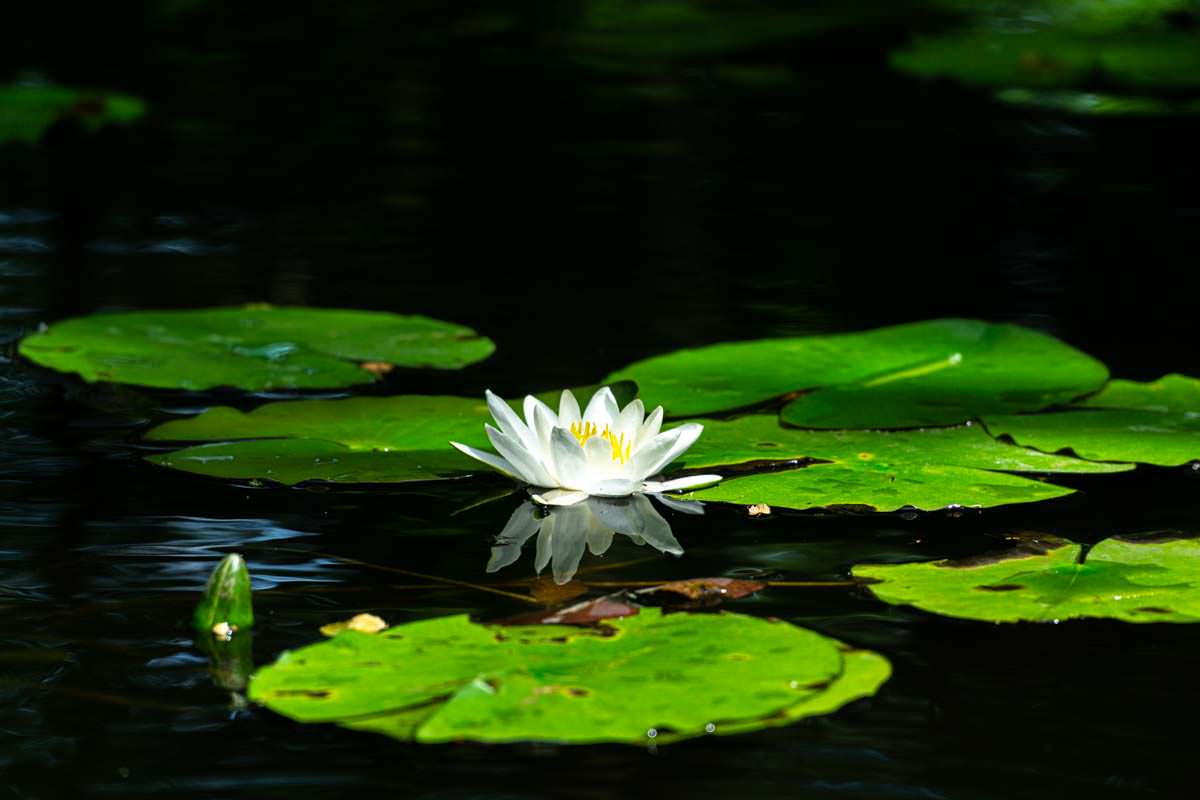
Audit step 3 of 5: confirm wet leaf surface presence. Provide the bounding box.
[854,534,1200,623]
[19,305,495,390]
[673,416,1131,512]
[608,319,1106,424]
[249,609,889,745]
[985,374,1200,467]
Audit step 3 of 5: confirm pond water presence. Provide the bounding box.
[3,2,1200,798]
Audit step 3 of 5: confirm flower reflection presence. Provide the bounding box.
[487,494,703,585]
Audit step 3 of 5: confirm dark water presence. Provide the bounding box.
[3,2,1200,798]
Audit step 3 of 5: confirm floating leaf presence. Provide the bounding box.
[0,84,145,145]
[1080,373,1200,413]
[248,609,889,745]
[607,319,1107,424]
[985,374,1200,467]
[145,385,637,486]
[18,305,495,390]
[854,534,1200,623]
[673,416,1131,512]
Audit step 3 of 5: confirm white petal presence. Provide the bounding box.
[582,434,613,467]
[631,423,703,479]
[526,400,559,481]
[486,390,541,459]
[585,477,640,497]
[449,441,520,480]
[637,405,664,447]
[531,488,590,506]
[583,386,619,428]
[558,389,581,428]
[487,424,554,486]
[549,427,589,489]
[614,398,645,440]
[643,474,722,494]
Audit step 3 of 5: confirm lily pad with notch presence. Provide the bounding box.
[984,374,1200,467]
[607,319,1107,425]
[670,415,1132,512]
[853,533,1200,623]
[18,305,495,391]
[248,608,890,745]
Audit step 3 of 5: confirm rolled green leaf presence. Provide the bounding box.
[194,553,254,633]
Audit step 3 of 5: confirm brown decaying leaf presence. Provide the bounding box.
[498,595,640,626]
[644,577,767,601]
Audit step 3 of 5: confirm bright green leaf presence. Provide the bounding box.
[248,608,889,745]
[673,416,1131,512]
[608,319,1107,423]
[985,374,1200,466]
[19,305,495,390]
[854,534,1200,623]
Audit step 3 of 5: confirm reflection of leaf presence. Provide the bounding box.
[248,609,889,745]
[853,535,1200,623]
[891,30,1200,91]
[570,0,893,65]
[673,416,1131,512]
[996,88,1200,116]
[0,84,144,145]
[985,374,1200,466]
[608,319,1107,424]
[19,305,495,390]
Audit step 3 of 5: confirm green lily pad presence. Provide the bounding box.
[672,415,1131,512]
[1080,373,1200,412]
[0,84,145,145]
[891,30,1200,91]
[985,374,1200,467]
[18,305,495,390]
[145,384,638,485]
[607,319,1107,424]
[248,608,890,745]
[853,534,1200,623]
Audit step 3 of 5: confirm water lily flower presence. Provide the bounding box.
[450,387,721,506]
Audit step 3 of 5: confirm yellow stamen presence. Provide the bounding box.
[569,421,632,464]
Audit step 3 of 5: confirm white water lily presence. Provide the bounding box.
[450,387,721,506]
